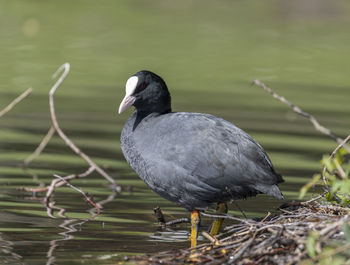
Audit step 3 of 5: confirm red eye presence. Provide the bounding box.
[140,83,146,89]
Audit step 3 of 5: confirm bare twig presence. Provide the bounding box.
[201,212,253,225]
[23,125,56,166]
[260,212,271,223]
[17,64,123,219]
[227,232,257,264]
[89,191,117,216]
[252,79,350,153]
[202,231,217,244]
[23,63,121,196]
[301,193,326,204]
[22,186,49,193]
[53,174,101,217]
[49,63,118,187]
[44,166,95,202]
[0,87,32,117]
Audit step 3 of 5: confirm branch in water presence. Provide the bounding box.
[252,79,350,153]
[0,87,32,117]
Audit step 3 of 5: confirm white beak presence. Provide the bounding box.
[118,76,139,114]
[118,95,136,114]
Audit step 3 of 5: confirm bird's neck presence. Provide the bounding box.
[136,107,172,117]
[132,110,170,131]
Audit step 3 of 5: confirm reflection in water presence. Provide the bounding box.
[0,232,23,264]
[46,219,87,265]
[149,228,204,243]
[46,201,67,218]
[45,191,118,265]
[89,192,118,216]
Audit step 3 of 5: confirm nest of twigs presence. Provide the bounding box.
[134,198,349,265]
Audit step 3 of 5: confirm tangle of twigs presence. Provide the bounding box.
[135,201,350,265]
[21,63,121,217]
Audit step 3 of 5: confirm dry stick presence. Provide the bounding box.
[45,166,95,203]
[227,231,257,264]
[49,63,119,188]
[260,211,271,223]
[23,166,95,193]
[301,193,326,204]
[53,174,101,217]
[89,191,117,216]
[24,125,56,166]
[0,87,32,117]
[23,64,118,195]
[201,211,253,225]
[252,79,350,153]
[23,186,49,193]
[202,231,217,244]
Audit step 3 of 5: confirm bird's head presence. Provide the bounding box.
[118,70,171,115]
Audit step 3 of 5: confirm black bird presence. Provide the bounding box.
[118,70,284,247]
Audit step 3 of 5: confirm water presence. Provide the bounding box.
[1,0,350,264]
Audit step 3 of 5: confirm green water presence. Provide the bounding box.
[1,0,350,264]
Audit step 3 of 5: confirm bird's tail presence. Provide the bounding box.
[255,184,284,200]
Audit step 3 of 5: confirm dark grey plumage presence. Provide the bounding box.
[119,70,284,211]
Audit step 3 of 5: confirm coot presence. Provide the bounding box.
[118,70,284,247]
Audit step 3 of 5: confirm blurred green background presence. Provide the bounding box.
[0,0,349,264]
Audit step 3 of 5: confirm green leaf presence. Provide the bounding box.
[334,153,344,166]
[321,156,334,171]
[339,147,348,157]
[331,180,343,193]
[306,231,319,258]
[320,256,346,265]
[343,221,350,243]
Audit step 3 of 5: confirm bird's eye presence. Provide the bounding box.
[140,83,146,90]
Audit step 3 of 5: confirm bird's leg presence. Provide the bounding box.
[209,202,228,236]
[190,210,200,248]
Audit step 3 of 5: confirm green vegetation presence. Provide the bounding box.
[300,139,350,205]
[299,137,350,264]
[302,222,350,265]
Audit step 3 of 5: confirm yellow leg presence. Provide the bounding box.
[209,202,228,236]
[190,210,200,248]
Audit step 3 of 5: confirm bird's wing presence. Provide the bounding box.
[137,113,281,192]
